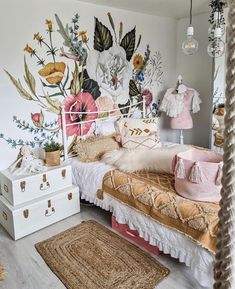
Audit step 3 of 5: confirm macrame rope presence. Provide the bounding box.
[214,1,235,288]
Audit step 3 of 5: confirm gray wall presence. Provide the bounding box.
[174,13,213,148]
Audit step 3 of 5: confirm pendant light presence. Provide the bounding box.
[208,11,225,39]
[182,0,199,56]
[207,0,226,58]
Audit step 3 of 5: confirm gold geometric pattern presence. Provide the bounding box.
[102,170,219,254]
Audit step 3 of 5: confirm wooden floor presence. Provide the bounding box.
[0,205,210,289]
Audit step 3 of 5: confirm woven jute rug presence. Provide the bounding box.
[36,220,169,289]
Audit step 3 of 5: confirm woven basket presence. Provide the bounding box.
[45,150,61,167]
[174,149,223,202]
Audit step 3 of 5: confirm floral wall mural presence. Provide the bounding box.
[1,12,163,151]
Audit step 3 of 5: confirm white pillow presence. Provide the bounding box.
[121,133,161,149]
[115,117,159,137]
[95,118,116,136]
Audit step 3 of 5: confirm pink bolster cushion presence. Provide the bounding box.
[173,149,223,203]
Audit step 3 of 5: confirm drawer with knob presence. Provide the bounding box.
[0,164,72,206]
[0,185,80,240]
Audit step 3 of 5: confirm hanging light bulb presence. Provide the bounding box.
[207,27,225,58]
[208,12,225,39]
[182,0,199,56]
[182,26,199,55]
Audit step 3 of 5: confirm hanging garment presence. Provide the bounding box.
[160,88,201,118]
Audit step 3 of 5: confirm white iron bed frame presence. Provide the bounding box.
[61,97,146,160]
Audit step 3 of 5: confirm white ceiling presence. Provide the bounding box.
[77,0,211,19]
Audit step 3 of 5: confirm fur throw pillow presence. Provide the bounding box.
[102,145,189,174]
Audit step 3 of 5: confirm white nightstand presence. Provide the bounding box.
[0,163,80,240]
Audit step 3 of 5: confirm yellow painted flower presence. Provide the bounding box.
[38,62,66,84]
[79,31,89,43]
[133,54,143,70]
[24,44,34,54]
[33,32,42,41]
[46,19,53,32]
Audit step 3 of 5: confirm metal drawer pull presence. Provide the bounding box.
[61,169,66,179]
[40,174,50,191]
[40,182,50,190]
[45,207,55,217]
[4,184,8,193]
[2,211,7,221]
[20,181,26,192]
[23,209,29,219]
[68,193,73,200]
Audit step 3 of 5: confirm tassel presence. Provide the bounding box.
[215,163,223,186]
[189,162,203,184]
[174,158,186,179]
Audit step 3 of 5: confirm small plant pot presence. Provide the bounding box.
[45,150,61,167]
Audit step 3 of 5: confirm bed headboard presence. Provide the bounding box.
[61,96,147,160]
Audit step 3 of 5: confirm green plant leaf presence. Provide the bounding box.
[94,17,113,52]
[62,67,70,89]
[40,80,58,88]
[70,62,80,95]
[44,93,61,114]
[55,14,71,48]
[5,70,33,100]
[136,34,142,51]
[118,99,130,116]
[120,27,136,61]
[129,79,140,97]
[47,92,64,97]
[24,57,36,95]
[44,140,61,152]
[119,22,123,43]
[81,69,101,100]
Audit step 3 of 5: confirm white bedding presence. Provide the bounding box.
[71,158,214,288]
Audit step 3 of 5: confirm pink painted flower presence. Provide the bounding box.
[95,96,121,117]
[60,47,80,62]
[31,110,44,128]
[60,92,98,136]
[142,89,153,107]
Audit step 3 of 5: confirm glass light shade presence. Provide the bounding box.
[182,26,199,55]
[207,27,225,58]
[207,38,225,58]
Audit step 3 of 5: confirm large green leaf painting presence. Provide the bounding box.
[94,17,113,52]
[120,27,136,61]
[129,79,140,97]
[118,99,130,116]
[81,69,101,100]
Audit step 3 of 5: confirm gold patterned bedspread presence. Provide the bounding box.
[102,170,219,254]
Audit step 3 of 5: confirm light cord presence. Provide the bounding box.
[190,0,193,25]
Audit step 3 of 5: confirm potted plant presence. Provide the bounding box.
[44,141,61,167]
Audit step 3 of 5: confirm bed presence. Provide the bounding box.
[61,99,216,288]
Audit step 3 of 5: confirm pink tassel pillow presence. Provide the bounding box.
[173,149,223,203]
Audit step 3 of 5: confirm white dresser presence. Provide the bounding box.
[0,163,80,240]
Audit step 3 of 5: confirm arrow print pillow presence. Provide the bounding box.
[115,117,159,137]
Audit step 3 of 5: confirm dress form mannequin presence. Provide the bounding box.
[160,76,201,144]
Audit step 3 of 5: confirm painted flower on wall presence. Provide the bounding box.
[1,11,163,152]
[31,111,44,128]
[60,92,98,136]
[87,46,132,105]
[38,62,66,84]
[95,95,121,117]
[142,89,153,106]
[133,54,143,70]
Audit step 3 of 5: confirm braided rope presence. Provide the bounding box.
[214,1,235,288]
